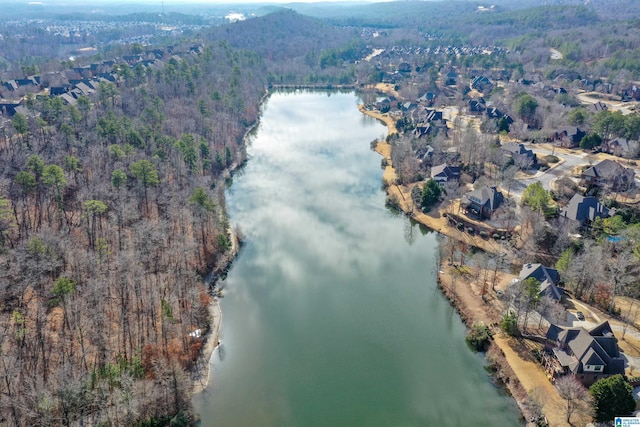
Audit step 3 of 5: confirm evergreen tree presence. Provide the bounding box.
[421,179,442,211]
[590,374,635,422]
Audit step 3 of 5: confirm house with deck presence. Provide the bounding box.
[581,159,635,192]
[463,186,503,219]
[430,163,460,187]
[560,194,612,226]
[545,321,625,386]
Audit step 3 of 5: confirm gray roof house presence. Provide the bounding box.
[470,76,493,93]
[463,186,503,219]
[501,142,537,168]
[581,159,635,192]
[560,194,611,226]
[518,263,562,301]
[430,163,460,187]
[545,321,625,386]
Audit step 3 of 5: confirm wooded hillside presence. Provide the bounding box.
[0,41,266,425]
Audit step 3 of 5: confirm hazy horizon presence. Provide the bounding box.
[6,0,390,4]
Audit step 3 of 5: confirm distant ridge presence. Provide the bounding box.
[206,9,354,61]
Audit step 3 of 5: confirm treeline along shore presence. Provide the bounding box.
[3,0,640,424]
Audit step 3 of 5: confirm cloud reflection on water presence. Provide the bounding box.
[230,91,392,285]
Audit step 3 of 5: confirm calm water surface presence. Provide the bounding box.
[194,91,522,427]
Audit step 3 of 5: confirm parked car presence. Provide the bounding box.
[576,311,585,320]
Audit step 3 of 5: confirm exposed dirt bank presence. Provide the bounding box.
[358,101,584,426]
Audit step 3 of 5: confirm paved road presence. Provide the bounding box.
[577,92,639,115]
[508,144,590,201]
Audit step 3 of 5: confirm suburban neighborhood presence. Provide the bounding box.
[2,1,640,424]
[360,51,640,425]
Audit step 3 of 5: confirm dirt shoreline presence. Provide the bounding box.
[192,298,222,394]
[359,104,579,426]
[191,220,243,396]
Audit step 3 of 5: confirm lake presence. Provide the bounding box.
[194,90,522,427]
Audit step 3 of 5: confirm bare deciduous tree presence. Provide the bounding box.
[555,375,593,425]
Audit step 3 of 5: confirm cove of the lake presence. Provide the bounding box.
[193,90,522,427]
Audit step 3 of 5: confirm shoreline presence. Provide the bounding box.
[358,102,574,425]
[192,298,222,394]
[191,124,250,396]
[436,269,532,423]
[359,104,510,256]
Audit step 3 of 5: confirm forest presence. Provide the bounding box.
[0,40,271,427]
[2,0,640,424]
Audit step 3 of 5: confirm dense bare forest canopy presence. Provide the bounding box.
[3,0,640,424]
[0,39,269,427]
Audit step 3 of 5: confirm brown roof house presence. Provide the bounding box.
[463,186,503,219]
[581,159,635,192]
[545,321,625,386]
[602,137,638,158]
[560,194,612,226]
[552,127,586,148]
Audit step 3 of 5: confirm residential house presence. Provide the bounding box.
[0,102,20,116]
[501,142,537,168]
[382,71,403,84]
[3,80,18,91]
[468,98,486,115]
[413,124,433,138]
[490,69,510,81]
[400,102,417,112]
[470,76,493,93]
[601,137,638,158]
[463,186,504,219]
[545,321,625,386]
[486,107,511,123]
[96,72,117,83]
[445,70,458,86]
[426,110,443,123]
[49,86,71,96]
[416,145,434,161]
[430,163,460,187]
[552,127,586,148]
[412,108,446,138]
[397,62,412,73]
[74,82,95,96]
[560,194,612,226]
[590,101,608,113]
[581,159,635,192]
[375,98,392,112]
[516,263,563,301]
[517,78,534,86]
[418,92,436,106]
[13,105,39,119]
[59,93,77,106]
[123,54,143,66]
[71,66,93,79]
[15,78,39,88]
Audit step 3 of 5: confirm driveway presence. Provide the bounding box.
[508,144,589,201]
